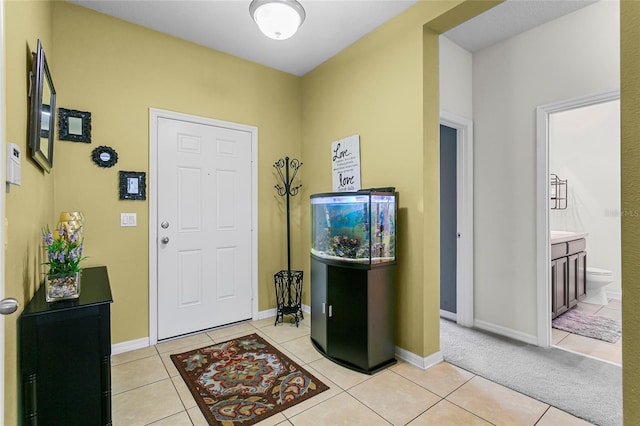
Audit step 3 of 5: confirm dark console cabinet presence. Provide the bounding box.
[19,266,113,426]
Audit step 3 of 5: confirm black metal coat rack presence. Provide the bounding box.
[273,156,304,327]
[274,156,302,272]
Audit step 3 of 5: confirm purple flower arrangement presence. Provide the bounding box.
[42,224,86,276]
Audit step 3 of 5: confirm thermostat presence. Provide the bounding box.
[6,143,21,186]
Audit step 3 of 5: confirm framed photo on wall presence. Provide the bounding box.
[119,171,146,201]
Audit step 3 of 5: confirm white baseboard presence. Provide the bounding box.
[440,309,457,321]
[263,305,444,371]
[395,346,443,370]
[257,308,277,320]
[113,333,445,373]
[474,319,538,345]
[257,304,310,320]
[112,337,150,355]
[607,290,622,300]
[114,305,312,356]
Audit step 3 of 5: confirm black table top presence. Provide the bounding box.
[21,266,113,317]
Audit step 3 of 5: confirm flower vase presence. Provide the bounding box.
[45,271,81,302]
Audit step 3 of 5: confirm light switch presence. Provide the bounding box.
[120,213,137,227]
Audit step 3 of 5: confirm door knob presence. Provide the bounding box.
[161,237,170,244]
[161,221,169,229]
[0,298,19,315]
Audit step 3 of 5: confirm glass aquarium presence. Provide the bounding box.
[311,190,397,265]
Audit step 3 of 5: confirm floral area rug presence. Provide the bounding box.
[170,333,329,425]
[552,309,621,343]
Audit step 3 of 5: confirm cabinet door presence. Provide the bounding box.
[568,252,587,307]
[577,251,587,301]
[568,254,578,308]
[310,257,328,352]
[552,257,569,317]
[22,307,103,426]
[551,259,558,318]
[327,266,368,370]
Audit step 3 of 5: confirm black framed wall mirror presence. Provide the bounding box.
[29,39,56,173]
[59,108,91,143]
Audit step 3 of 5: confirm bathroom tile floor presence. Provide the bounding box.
[112,316,593,425]
[552,299,622,365]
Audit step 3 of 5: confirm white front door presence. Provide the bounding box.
[157,117,252,340]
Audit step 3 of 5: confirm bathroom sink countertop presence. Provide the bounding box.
[550,230,588,244]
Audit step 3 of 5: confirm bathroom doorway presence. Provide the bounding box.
[536,91,621,364]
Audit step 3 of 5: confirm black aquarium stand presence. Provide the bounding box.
[19,266,113,426]
[310,255,397,374]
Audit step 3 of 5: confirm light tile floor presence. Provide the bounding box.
[112,316,594,425]
[553,299,622,365]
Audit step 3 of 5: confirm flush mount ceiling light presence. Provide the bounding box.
[249,0,306,40]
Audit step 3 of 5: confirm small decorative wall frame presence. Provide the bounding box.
[119,171,146,201]
[91,146,118,168]
[58,108,91,143]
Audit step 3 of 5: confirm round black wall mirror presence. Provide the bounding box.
[91,146,118,168]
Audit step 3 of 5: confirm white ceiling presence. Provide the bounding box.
[69,0,598,77]
[444,0,597,52]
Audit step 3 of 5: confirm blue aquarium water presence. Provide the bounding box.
[311,192,396,264]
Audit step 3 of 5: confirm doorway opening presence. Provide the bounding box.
[439,112,474,327]
[440,124,457,320]
[536,91,621,365]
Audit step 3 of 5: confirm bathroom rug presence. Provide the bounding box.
[552,309,621,343]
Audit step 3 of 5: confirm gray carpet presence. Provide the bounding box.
[440,319,622,426]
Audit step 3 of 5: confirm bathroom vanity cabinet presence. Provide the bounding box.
[551,238,587,318]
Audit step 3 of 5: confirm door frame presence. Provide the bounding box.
[440,111,474,327]
[535,89,620,347]
[0,0,6,418]
[148,108,258,345]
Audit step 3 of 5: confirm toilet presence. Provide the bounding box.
[584,267,614,305]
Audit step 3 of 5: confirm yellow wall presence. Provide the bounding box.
[50,2,302,343]
[300,10,427,355]
[299,1,496,357]
[621,0,640,422]
[6,0,640,424]
[4,1,57,424]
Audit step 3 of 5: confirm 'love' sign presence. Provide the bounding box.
[331,135,361,192]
